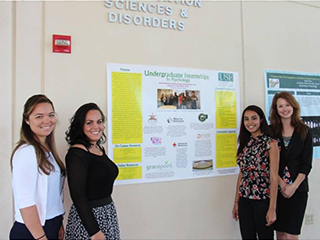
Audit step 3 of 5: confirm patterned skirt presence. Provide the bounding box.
[65,202,120,240]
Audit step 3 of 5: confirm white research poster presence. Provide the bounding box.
[265,69,320,159]
[107,63,240,185]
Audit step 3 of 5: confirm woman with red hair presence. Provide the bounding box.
[269,92,313,240]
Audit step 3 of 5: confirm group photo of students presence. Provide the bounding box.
[8,91,313,240]
[157,89,201,110]
[1,1,319,240]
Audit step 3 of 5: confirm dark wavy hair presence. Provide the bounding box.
[269,91,308,140]
[11,94,66,176]
[237,105,272,155]
[65,103,106,150]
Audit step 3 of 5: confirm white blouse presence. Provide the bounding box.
[12,144,65,225]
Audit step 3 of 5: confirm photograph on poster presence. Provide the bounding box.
[192,160,213,171]
[268,78,280,88]
[157,89,201,109]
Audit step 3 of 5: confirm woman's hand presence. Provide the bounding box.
[232,202,239,221]
[281,184,296,198]
[91,231,106,240]
[266,209,276,226]
[278,178,286,191]
[58,224,64,240]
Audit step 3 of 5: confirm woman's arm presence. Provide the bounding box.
[232,172,242,221]
[66,147,105,239]
[281,173,305,198]
[282,129,313,198]
[299,129,313,176]
[12,146,47,239]
[20,206,47,240]
[278,176,286,190]
[266,140,279,226]
[91,231,106,240]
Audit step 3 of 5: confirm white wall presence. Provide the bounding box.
[0,1,319,239]
[0,1,14,236]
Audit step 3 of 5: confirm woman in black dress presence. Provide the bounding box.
[65,103,120,240]
[269,92,313,239]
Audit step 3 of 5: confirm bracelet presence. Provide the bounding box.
[36,233,46,240]
[235,200,239,203]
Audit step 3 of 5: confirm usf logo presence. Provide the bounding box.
[218,72,233,82]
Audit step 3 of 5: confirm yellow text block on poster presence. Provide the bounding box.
[216,133,237,168]
[112,72,142,144]
[117,166,142,180]
[216,91,237,129]
[114,147,142,163]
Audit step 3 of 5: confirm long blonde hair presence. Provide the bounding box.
[10,94,66,175]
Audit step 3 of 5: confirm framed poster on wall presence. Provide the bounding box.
[107,63,241,185]
[265,69,320,159]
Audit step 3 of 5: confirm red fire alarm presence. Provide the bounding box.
[53,34,71,54]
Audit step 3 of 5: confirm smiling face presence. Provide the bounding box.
[26,102,56,143]
[276,98,294,120]
[243,110,262,137]
[83,110,104,144]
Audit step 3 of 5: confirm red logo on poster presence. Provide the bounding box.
[52,34,71,54]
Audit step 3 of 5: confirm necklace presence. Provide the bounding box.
[89,144,103,156]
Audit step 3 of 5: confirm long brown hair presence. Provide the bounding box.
[269,92,308,140]
[10,94,66,175]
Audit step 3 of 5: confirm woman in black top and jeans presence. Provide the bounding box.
[65,103,120,240]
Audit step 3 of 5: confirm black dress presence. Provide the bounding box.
[65,147,120,240]
[275,129,313,235]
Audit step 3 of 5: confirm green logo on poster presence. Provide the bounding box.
[198,113,208,122]
[218,72,233,82]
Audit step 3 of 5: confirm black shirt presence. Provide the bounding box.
[277,128,313,192]
[66,147,119,236]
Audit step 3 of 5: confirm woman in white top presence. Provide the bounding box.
[9,94,66,240]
